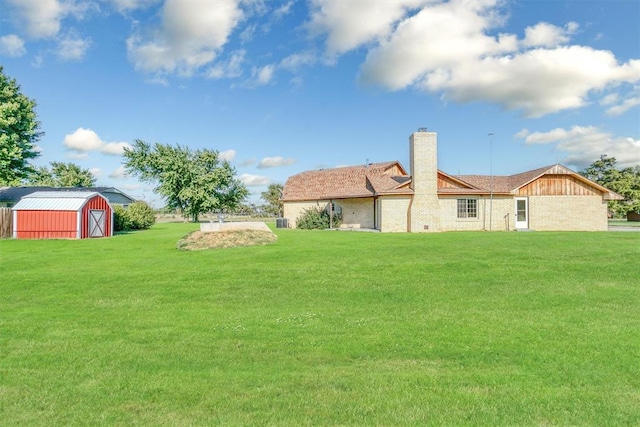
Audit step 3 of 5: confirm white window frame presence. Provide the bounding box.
[457,198,478,219]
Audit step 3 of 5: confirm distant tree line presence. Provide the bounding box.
[580,155,640,218]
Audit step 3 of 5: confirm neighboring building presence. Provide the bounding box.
[282,130,623,232]
[12,191,113,239]
[0,186,136,208]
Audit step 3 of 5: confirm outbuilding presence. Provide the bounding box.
[12,191,113,239]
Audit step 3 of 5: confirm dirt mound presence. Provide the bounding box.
[177,229,278,250]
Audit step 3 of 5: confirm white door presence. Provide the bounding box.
[89,210,106,237]
[515,198,528,229]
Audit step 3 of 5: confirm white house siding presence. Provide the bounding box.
[378,196,411,232]
[338,198,375,229]
[528,195,608,231]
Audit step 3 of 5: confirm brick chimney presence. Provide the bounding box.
[409,129,440,232]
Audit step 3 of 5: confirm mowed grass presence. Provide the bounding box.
[1,224,639,426]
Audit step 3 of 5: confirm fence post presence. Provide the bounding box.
[0,208,12,238]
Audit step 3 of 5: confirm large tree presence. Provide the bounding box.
[261,183,283,217]
[0,66,43,185]
[580,155,640,218]
[123,140,248,222]
[28,161,96,187]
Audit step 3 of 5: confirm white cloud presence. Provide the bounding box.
[257,156,296,168]
[600,93,619,106]
[273,1,295,19]
[253,64,275,85]
[606,97,640,116]
[63,128,132,156]
[7,0,65,38]
[56,34,92,60]
[308,0,430,56]
[89,167,101,177]
[359,0,516,90]
[240,173,271,186]
[219,149,236,161]
[513,128,530,139]
[280,51,318,71]
[0,34,26,57]
[109,0,160,13]
[522,22,577,48]
[420,46,639,117]
[206,50,245,79]
[309,0,640,117]
[109,166,127,179]
[126,0,244,75]
[516,126,640,169]
[102,142,132,155]
[64,128,104,151]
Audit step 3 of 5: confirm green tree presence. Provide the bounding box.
[123,140,248,222]
[28,161,96,187]
[261,183,283,217]
[580,155,640,218]
[0,66,43,185]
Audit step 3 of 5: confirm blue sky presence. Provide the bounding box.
[1,0,638,206]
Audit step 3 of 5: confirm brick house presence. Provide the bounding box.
[282,129,623,232]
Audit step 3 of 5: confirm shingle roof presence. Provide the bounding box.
[454,165,554,193]
[283,162,624,201]
[453,164,623,199]
[282,161,411,201]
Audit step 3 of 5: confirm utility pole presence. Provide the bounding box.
[488,132,494,231]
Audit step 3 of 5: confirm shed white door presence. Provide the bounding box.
[89,210,106,237]
[515,198,528,229]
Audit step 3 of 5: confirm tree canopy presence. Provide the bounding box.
[123,140,248,222]
[0,66,43,185]
[261,183,283,217]
[28,161,96,187]
[580,155,640,218]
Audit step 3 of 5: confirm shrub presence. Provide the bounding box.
[113,204,132,232]
[297,205,342,230]
[126,201,156,230]
[113,201,156,231]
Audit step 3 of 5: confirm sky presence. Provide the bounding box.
[1,0,639,207]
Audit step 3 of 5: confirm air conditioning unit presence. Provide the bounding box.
[276,218,288,228]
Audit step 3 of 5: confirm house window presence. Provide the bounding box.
[457,199,478,218]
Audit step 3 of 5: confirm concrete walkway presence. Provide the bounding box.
[608,226,640,232]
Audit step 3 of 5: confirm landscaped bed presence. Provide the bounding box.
[1,224,639,425]
[177,228,278,250]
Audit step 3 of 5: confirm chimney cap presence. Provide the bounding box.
[418,127,428,132]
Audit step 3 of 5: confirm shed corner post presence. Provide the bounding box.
[77,211,82,239]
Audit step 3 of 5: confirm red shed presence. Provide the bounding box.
[12,191,113,239]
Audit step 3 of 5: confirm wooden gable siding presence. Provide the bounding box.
[385,164,404,176]
[517,174,600,196]
[438,174,470,189]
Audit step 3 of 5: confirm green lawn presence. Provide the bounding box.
[1,225,639,425]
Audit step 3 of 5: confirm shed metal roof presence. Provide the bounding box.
[12,191,101,211]
[0,186,136,204]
